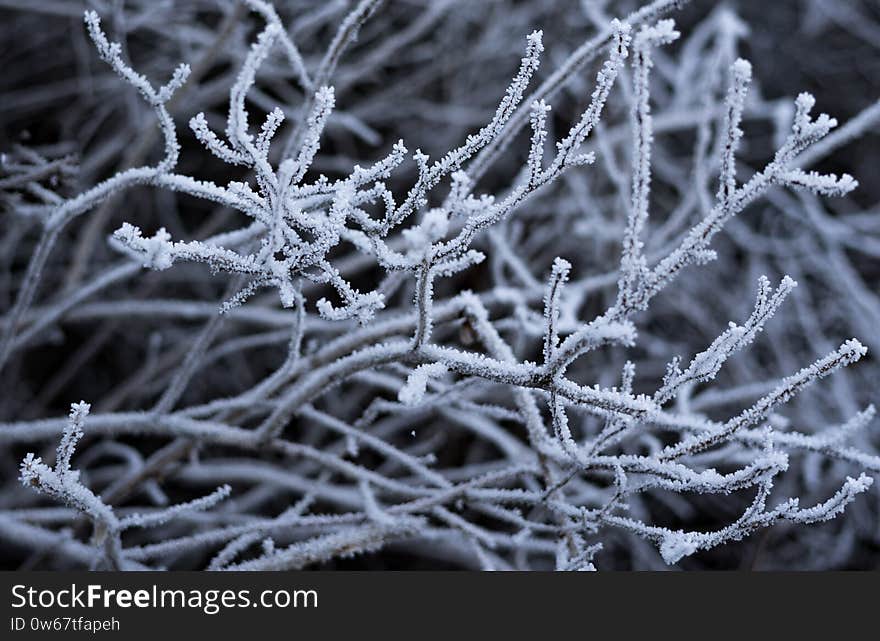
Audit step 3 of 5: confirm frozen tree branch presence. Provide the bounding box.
[0,1,877,571]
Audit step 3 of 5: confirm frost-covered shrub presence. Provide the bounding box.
[1,0,879,570]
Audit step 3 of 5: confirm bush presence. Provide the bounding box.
[1,0,879,570]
